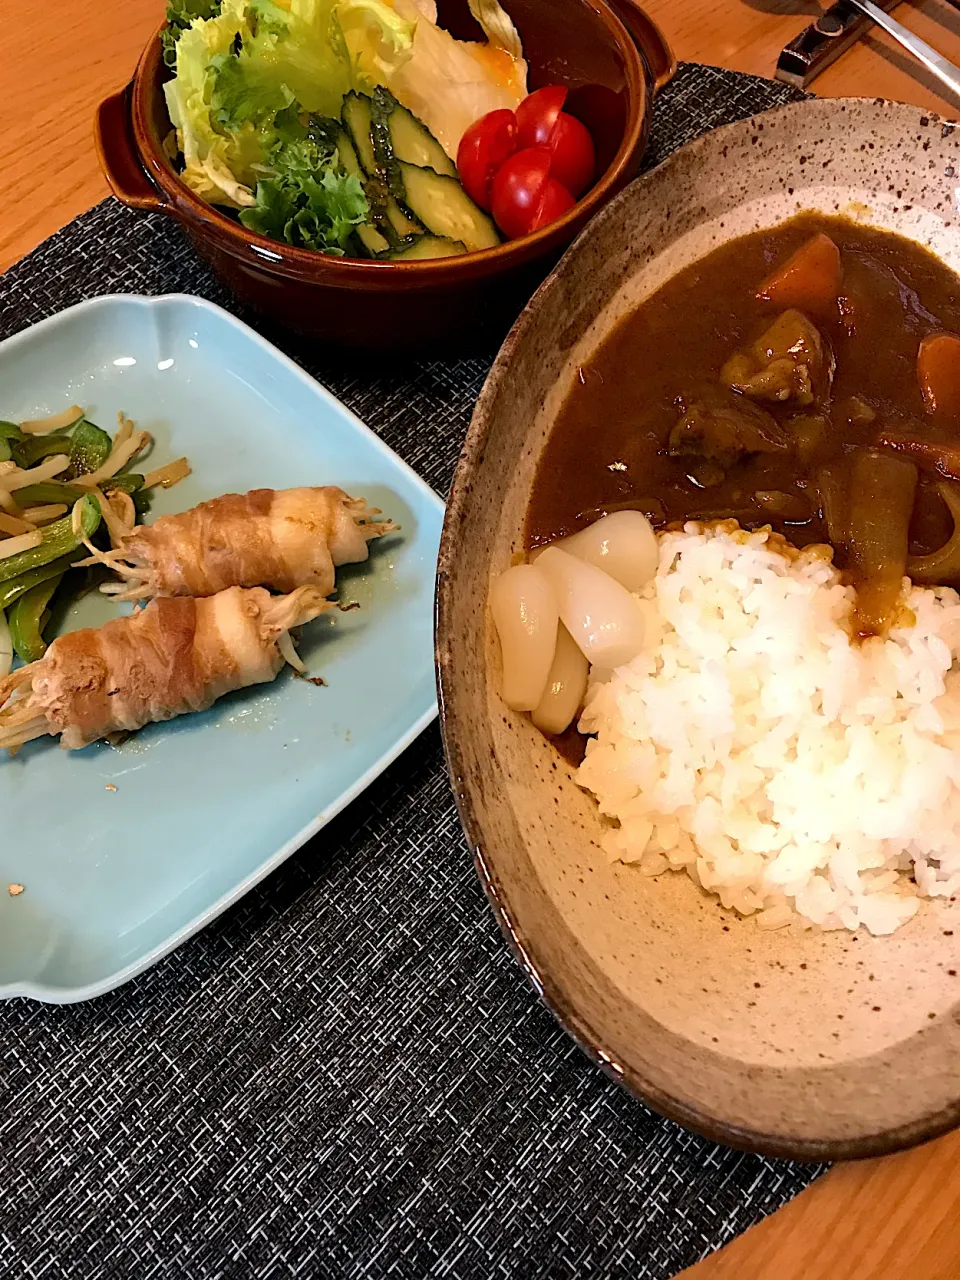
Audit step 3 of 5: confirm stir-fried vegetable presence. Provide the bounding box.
[0,405,191,680]
[11,434,73,469]
[141,459,188,490]
[18,406,85,436]
[0,531,42,560]
[69,420,113,476]
[0,554,85,613]
[0,610,10,681]
[0,497,101,585]
[0,512,34,537]
[13,480,86,507]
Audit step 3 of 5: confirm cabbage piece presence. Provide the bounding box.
[467,0,523,58]
[330,0,417,89]
[334,0,527,159]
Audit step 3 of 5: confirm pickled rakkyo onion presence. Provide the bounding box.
[536,545,645,670]
[531,623,588,735]
[489,563,558,711]
[553,510,658,594]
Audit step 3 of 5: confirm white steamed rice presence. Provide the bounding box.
[577,522,960,935]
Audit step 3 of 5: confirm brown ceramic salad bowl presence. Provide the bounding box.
[436,97,960,1160]
[95,0,674,351]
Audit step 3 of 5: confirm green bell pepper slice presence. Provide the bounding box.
[0,494,100,586]
[11,434,73,469]
[69,420,112,477]
[0,554,84,612]
[8,574,63,663]
[12,475,143,511]
[11,481,85,507]
[102,473,144,494]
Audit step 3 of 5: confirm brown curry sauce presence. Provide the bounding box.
[527,214,960,571]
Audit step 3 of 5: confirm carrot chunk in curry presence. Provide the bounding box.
[756,231,842,317]
[917,331,960,422]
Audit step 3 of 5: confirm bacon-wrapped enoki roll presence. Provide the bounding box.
[90,487,393,601]
[0,585,330,751]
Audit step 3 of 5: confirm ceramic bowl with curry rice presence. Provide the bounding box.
[437,97,960,1157]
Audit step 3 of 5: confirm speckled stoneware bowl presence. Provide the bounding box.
[437,97,960,1160]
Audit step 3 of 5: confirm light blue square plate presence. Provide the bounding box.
[0,295,444,1003]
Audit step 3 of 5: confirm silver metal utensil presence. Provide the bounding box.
[847,0,960,99]
[777,0,960,101]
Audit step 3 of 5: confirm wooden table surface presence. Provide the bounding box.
[4,1,960,1276]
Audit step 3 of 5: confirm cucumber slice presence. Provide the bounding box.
[335,129,364,181]
[370,87,407,203]
[337,123,393,255]
[389,235,468,261]
[397,163,499,252]
[356,223,391,256]
[387,101,457,177]
[341,92,377,175]
[384,197,423,240]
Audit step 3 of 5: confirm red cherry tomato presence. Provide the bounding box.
[456,109,518,211]
[491,147,552,239]
[528,177,576,231]
[547,112,595,198]
[515,85,568,149]
[491,148,578,238]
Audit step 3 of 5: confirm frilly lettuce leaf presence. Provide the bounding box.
[228,0,352,118]
[162,0,224,69]
[239,125,368,252]
[163,0,359,206]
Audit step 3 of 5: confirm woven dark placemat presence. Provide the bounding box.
[0,64,823,1280]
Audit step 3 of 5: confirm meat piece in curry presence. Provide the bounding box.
[526,213,960,635]
[721,308,834,406]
